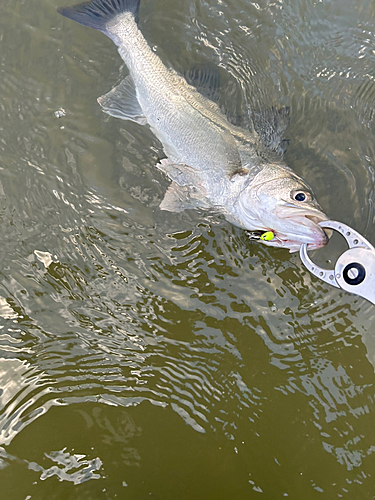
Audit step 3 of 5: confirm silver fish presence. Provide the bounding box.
[57,0,329,252]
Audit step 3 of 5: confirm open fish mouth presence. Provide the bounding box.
[247,209,331,252]
[270,228,329,252]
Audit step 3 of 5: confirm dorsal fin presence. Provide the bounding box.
[248,107,290,157]
[184,65,221,103]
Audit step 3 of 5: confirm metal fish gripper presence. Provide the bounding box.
[300,220,375,305]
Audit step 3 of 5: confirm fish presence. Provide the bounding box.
[57,0,329,252]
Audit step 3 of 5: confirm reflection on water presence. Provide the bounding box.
[1,0,375,498]
[0,445,103,484]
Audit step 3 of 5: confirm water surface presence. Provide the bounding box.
[1,0,375,498]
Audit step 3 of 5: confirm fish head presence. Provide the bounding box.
[237,165,329,252]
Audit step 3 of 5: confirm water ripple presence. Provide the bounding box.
[1,0,375,496]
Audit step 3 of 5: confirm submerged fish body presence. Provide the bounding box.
[58,0,329,252]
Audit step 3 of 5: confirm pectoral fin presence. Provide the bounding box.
[156,158,203,186]
[160,182,210,212]
[97,75,147,125]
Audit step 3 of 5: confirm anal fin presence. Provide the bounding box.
[97,75,147,125]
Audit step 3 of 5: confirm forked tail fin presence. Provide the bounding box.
[57,0,140,39]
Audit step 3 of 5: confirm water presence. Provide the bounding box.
[1,0,375,498]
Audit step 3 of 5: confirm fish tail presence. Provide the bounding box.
[57,0,141,38]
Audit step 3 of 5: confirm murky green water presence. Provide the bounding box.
[1,0,375,498]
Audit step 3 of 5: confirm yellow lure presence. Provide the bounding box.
[260,231,274,241]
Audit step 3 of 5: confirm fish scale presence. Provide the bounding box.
[108,15,242,178]
[57,0,330,252]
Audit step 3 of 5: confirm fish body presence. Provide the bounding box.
[58,0,329,252]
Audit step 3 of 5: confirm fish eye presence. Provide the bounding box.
[295,192,306,201]
[292,190,311,202]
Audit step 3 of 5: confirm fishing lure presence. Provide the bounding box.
[260,231,274,241]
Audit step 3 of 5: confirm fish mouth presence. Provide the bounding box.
[248,207,331,252]
[278,210,330,252]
